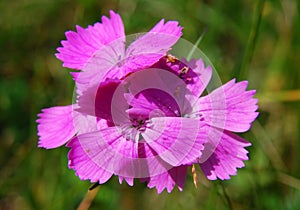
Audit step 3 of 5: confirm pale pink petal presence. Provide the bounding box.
[142,117,207,166]
[200,129,251,180]
[122,20,182,74]
[118,177,134,186]
[56,10,125,70]
[73,110,101,134]
[146,165,188,193]
[67,137,113,183]
[184,58,212,99]
[75,43,125,95]
[36,105,76,149]
[71,127,175,179]
[194,79,259,132]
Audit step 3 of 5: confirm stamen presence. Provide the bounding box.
[192,164,198,188]
[179,66,189,78]
[165,54,178,63]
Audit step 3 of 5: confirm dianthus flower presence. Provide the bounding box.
[37,11,258,193]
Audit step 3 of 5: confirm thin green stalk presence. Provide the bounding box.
[220,183,234,210]
[238,0,265,80]
[186,27,208,61]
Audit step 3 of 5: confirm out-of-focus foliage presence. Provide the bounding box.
[0,0,299,209]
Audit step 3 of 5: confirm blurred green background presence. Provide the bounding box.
[1,0,300,209]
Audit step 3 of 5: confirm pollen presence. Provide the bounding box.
[166,54,178,63]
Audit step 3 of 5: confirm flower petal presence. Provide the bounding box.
[146,165,188,193]
[199,128,251,180]
[149,57,212,113]
[77,79,120,119]
[67,137,113,183]
[184,58,212,99]
[75,42,125,95]
[127,89,181,117]
[36,105,76,149]
[142,117,207,166]
[56,10,125,70]
[118,176,134,186]
[76,78,131,127]
[123,20,183,73]
[71,127,176,179]
[73,110,101,134]
[124,68,192,116]
[74,19,183,94]
[194,79,259,132]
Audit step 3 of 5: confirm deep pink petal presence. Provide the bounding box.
[36,105,76,149]
[76,78,131,127]
[199,128,251,180]
[146,165,188,193]
[156,57,212,99]
[148,57,211,114]
[124,68,192,116]
[77,79,120,120]
[194,79,259,132]
[142,117,207,166]
[127,89,181,117]
[56,10,125,70]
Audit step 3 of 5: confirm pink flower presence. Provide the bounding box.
[37,11,258,193]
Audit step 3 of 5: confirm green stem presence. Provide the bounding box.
[186,27,208,61]
[238,0,265,80]
[220,183,234,210]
